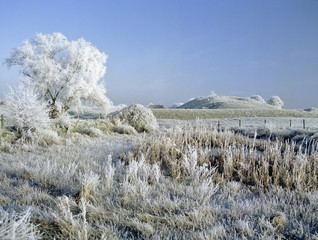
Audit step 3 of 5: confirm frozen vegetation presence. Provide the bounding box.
[4,33,112,118]
[1,104,318,239]
[1,83,318,240]
[1,33,318,239]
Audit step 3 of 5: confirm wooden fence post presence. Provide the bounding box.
[290,119,292,128]
[239,119,241,128]
[1,114,3,130]
[303,119,306,129]
[217,120,221,131]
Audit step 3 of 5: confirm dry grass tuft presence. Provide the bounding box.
[271,213,287,232]
[77,172,100,202]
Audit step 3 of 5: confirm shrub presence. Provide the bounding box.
[268,96,284,109]
[5,82,50,135]
[108,104,159,133]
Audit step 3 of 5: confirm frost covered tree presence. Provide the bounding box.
[5,82,50,134]
[268,96,284,109]
[5,33,112,118]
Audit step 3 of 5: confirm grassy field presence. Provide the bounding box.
[1,105,318,239]
[1,122,318,239]
[152,108,318,120]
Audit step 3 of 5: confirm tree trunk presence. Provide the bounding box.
[49,103,59,119]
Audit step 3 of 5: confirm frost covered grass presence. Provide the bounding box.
[125,122,318,191]
[0,208,41,239]
[0,121,318,239]
[152,108,318,120]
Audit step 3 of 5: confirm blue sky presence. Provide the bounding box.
[0,0,317,108]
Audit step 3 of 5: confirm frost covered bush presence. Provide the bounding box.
[5,83,50,134]
[268,96,284,109]
[5,32,112,118]
[251,95,266,103]
[109,104,159,133]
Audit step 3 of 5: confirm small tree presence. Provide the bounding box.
[5,33,112,118]
[268,96,284,109]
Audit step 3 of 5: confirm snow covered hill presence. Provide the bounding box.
[179,96,277,110]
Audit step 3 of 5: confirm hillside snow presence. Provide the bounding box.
[179,96,277,110]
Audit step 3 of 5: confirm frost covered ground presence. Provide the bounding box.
[153,108,318,120]
[1,105,318,239]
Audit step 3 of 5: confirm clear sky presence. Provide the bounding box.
[0,0,317,109]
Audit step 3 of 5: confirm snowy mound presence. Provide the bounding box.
[108,104,159,133]
[179,96,277,110]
